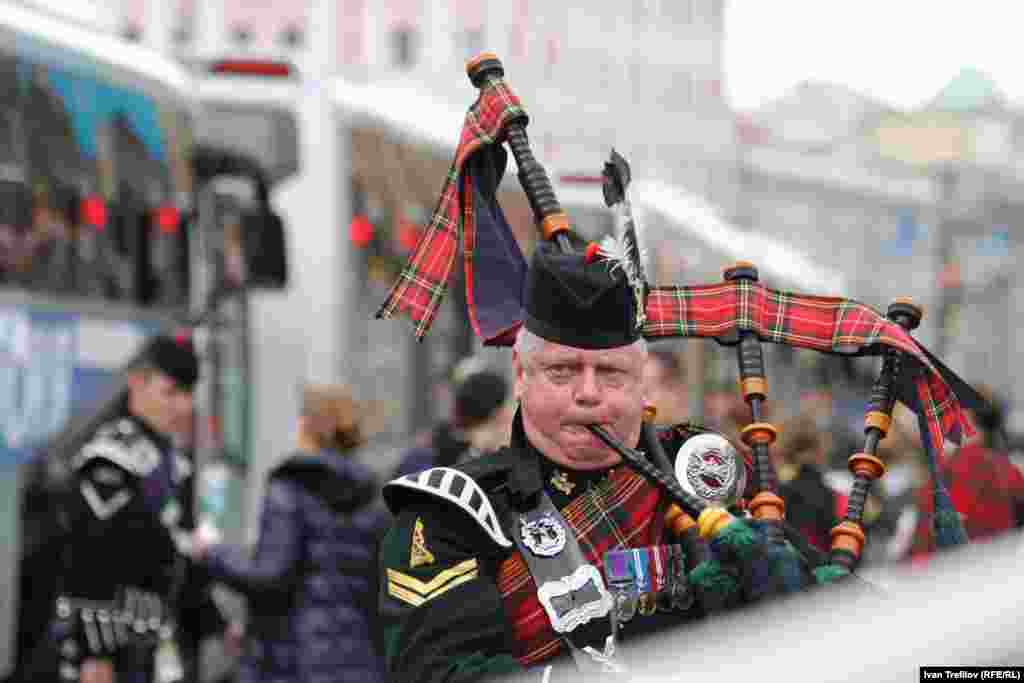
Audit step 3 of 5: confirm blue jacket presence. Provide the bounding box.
[391,423,471,479]
[203,450,389,683]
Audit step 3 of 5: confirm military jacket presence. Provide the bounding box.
[59,412,187,601]
[378,416,720,683]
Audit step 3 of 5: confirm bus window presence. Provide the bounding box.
[195,104,299,184]
[110,184,148,304]
[0,38,198,310]
[13,184,76,294]
[0,55,22,171]
[0,180,32,285]
[23,63,88,193]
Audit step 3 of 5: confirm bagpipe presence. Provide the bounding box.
[376,53,985,595]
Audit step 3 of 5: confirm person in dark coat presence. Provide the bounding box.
[773,413,839,553]
[189,384,389,683]
[392,360,512,479]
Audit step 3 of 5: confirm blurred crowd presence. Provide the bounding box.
[694,350,1024,568]
[12,335,1024,683]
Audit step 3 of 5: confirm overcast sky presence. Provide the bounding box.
[723,1,1024,112]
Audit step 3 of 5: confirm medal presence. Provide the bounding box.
[604,549,637,624]
[652,545,672,612]
[651,546,666,593]
[632,548,657,616]
[668,544,694,611]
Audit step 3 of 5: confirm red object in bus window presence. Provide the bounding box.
[396,219,421,253]
[174,329,192,347]
[209,59,293,78]
[154,206,180,234]
[80,195,107,230]
[558,174,603,185]
[349,214,374,248]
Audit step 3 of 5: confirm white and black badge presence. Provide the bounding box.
[520,511,567,557]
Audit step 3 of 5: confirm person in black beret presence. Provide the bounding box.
[14,332,227,683]
[376,243,749,682]
[392,359,513,479]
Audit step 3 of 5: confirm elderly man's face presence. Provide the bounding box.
[514,339,647,470]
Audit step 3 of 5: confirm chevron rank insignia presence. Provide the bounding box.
[387,558,479,607]
[410,517,435,568]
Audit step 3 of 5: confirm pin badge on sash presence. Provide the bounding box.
[520,511,567,557]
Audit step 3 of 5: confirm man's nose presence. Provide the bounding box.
[573,367,601,404]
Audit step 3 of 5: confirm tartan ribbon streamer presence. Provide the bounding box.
[644,282,976,454]
[916,410,968,549]
[375,76,528,345]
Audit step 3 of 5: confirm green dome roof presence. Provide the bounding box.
[931,67,1005,112]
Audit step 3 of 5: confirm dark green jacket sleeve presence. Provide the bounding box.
[378,497,522,683]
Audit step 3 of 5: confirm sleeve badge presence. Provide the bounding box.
[410,517,436,568]
[387,558,479,608]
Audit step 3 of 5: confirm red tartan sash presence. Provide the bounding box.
[644,282,974,454]
[496,467,662,667]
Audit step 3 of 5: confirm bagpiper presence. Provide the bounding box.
[374,53,984,682]
[17,334,224,683]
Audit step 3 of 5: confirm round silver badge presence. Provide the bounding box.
[674,433,746,508]
[521,512,567,557]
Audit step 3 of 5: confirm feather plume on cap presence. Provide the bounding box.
[598,232,647,330]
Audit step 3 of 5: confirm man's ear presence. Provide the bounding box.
[512,351,525,402]
[126,370,150,393]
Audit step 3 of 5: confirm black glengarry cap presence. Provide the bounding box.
[140,333,199,390]
[523,242,639,350]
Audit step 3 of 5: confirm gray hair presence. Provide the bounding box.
[513,327,648,376]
